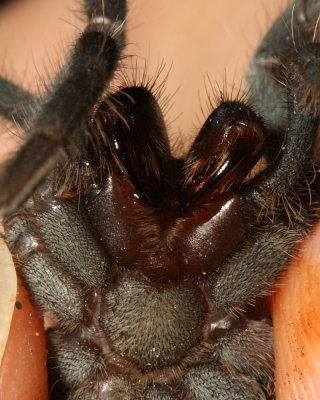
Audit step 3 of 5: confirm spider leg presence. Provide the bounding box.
[4,195,111,323]
[210,1,320,312]
[247,0,320,209]
[182,318,274,398]
[205,217,306,396]
[184,362,266,400]
[5,214,85,323]
[246,0,320,131]
[0,77,37,127]
[249,67,319,210]
[0,1,127,216]
[84,0,126,22]
[211,220,304,310]
[213,319,274,396]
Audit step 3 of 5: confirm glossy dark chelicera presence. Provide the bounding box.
[1,1,320,399]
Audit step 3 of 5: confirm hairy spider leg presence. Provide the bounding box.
[84,0,126,21]
[210,0,320,311]
[246,0,320,202]
[0,77,37,127]
[0,0,127,216]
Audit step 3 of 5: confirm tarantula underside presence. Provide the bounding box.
[1,0,320,399]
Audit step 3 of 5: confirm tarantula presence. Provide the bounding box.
[1,0,320,399]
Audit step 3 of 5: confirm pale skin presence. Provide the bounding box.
[1,1,313,399]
